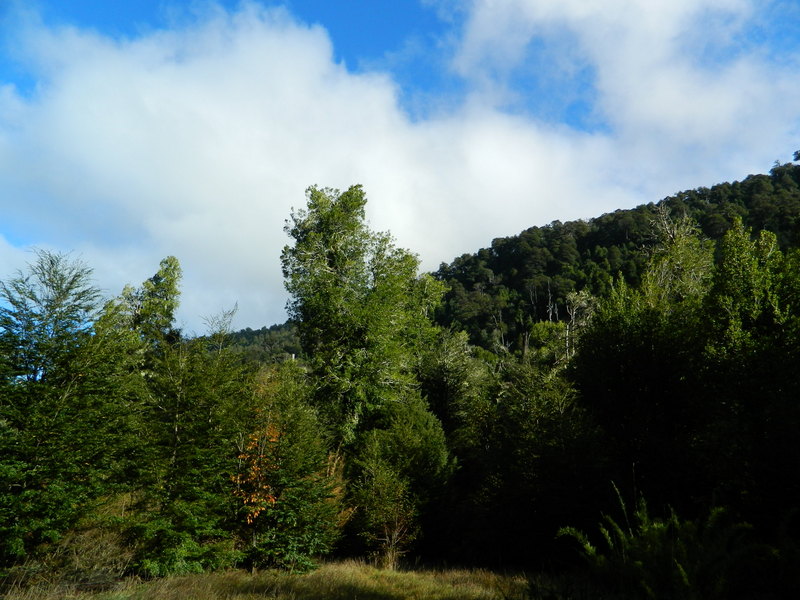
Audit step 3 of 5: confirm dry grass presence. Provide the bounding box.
[1,560,529,600]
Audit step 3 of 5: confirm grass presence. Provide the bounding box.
[1,561,530,600]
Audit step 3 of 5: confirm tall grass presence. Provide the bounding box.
[1,561,529,600]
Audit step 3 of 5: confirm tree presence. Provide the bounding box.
[281,185,445,444]
[351,446,417,570]
[0,251,138,568]
[118,259,251,576]
[0,250,100,383]
[233,362,339,572]
[350,392,452,569]
[570,215,714,517]
[640,207,714,309]
[281,185,451,567]
[572,215,800,548]
[699,220,800,531]
[110,256,182,358]
[706,218,782,353]
[417,328,492,440]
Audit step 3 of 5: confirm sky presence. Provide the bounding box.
[0,0,799,333]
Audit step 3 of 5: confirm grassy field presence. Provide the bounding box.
[1,561,531,600]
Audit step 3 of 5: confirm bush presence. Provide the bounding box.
[559,486,757,599]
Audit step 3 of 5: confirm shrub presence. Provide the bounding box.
[559,485,756,599]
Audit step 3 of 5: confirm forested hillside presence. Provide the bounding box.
[228,322,301,364]
[3,161,800,598]
[435,159,800,352]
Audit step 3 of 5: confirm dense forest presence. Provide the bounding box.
[434,159,800,353]
[2,159,800,598]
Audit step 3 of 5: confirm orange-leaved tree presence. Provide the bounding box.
[233,362,340,571]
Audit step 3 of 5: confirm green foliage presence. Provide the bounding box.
[0,251,140,568]
[5,160,800,585]
[364,394,453,499]
[640,208,714,309]
[570,216,715,514]
[435,211,652,351]
[350,392,452,569]
[281,185,454,568]
[117,260,251,576]
[121,255,182,347]
[446,355,601,567]
[570,209,800,590]
[559,487,758,599]
[228,321,302,365]
[436,162,800,354]
[282,185,445,444]
[234,362,340,572]
[417,329,494,445]
[351,451,417,570]
[127,515,239,578]
[0,249,101,382]
[706,218,783,353]
[697,220,800,529]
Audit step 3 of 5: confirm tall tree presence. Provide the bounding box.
[116,259,250,576]
[570,215,714,516]
[281,185,445,444]
[281,185,451,567]
[700,219,800,531]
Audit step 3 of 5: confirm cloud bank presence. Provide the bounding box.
[0,1,798,331]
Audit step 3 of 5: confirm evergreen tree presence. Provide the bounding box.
[350,391,452,569]
[700,220,800,532]
[233,362,340,572]
[570,216,714,516]
[118,259,250,576]
[0,251,137,568]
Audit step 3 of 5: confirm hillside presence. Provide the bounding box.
[434,160,800,351]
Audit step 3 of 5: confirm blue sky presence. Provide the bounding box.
[1,1,458,111]
[8,1,444,64]
[0,0,799,331]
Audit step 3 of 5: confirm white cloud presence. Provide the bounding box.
[0,1,798,331]
[450,0,800,184]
